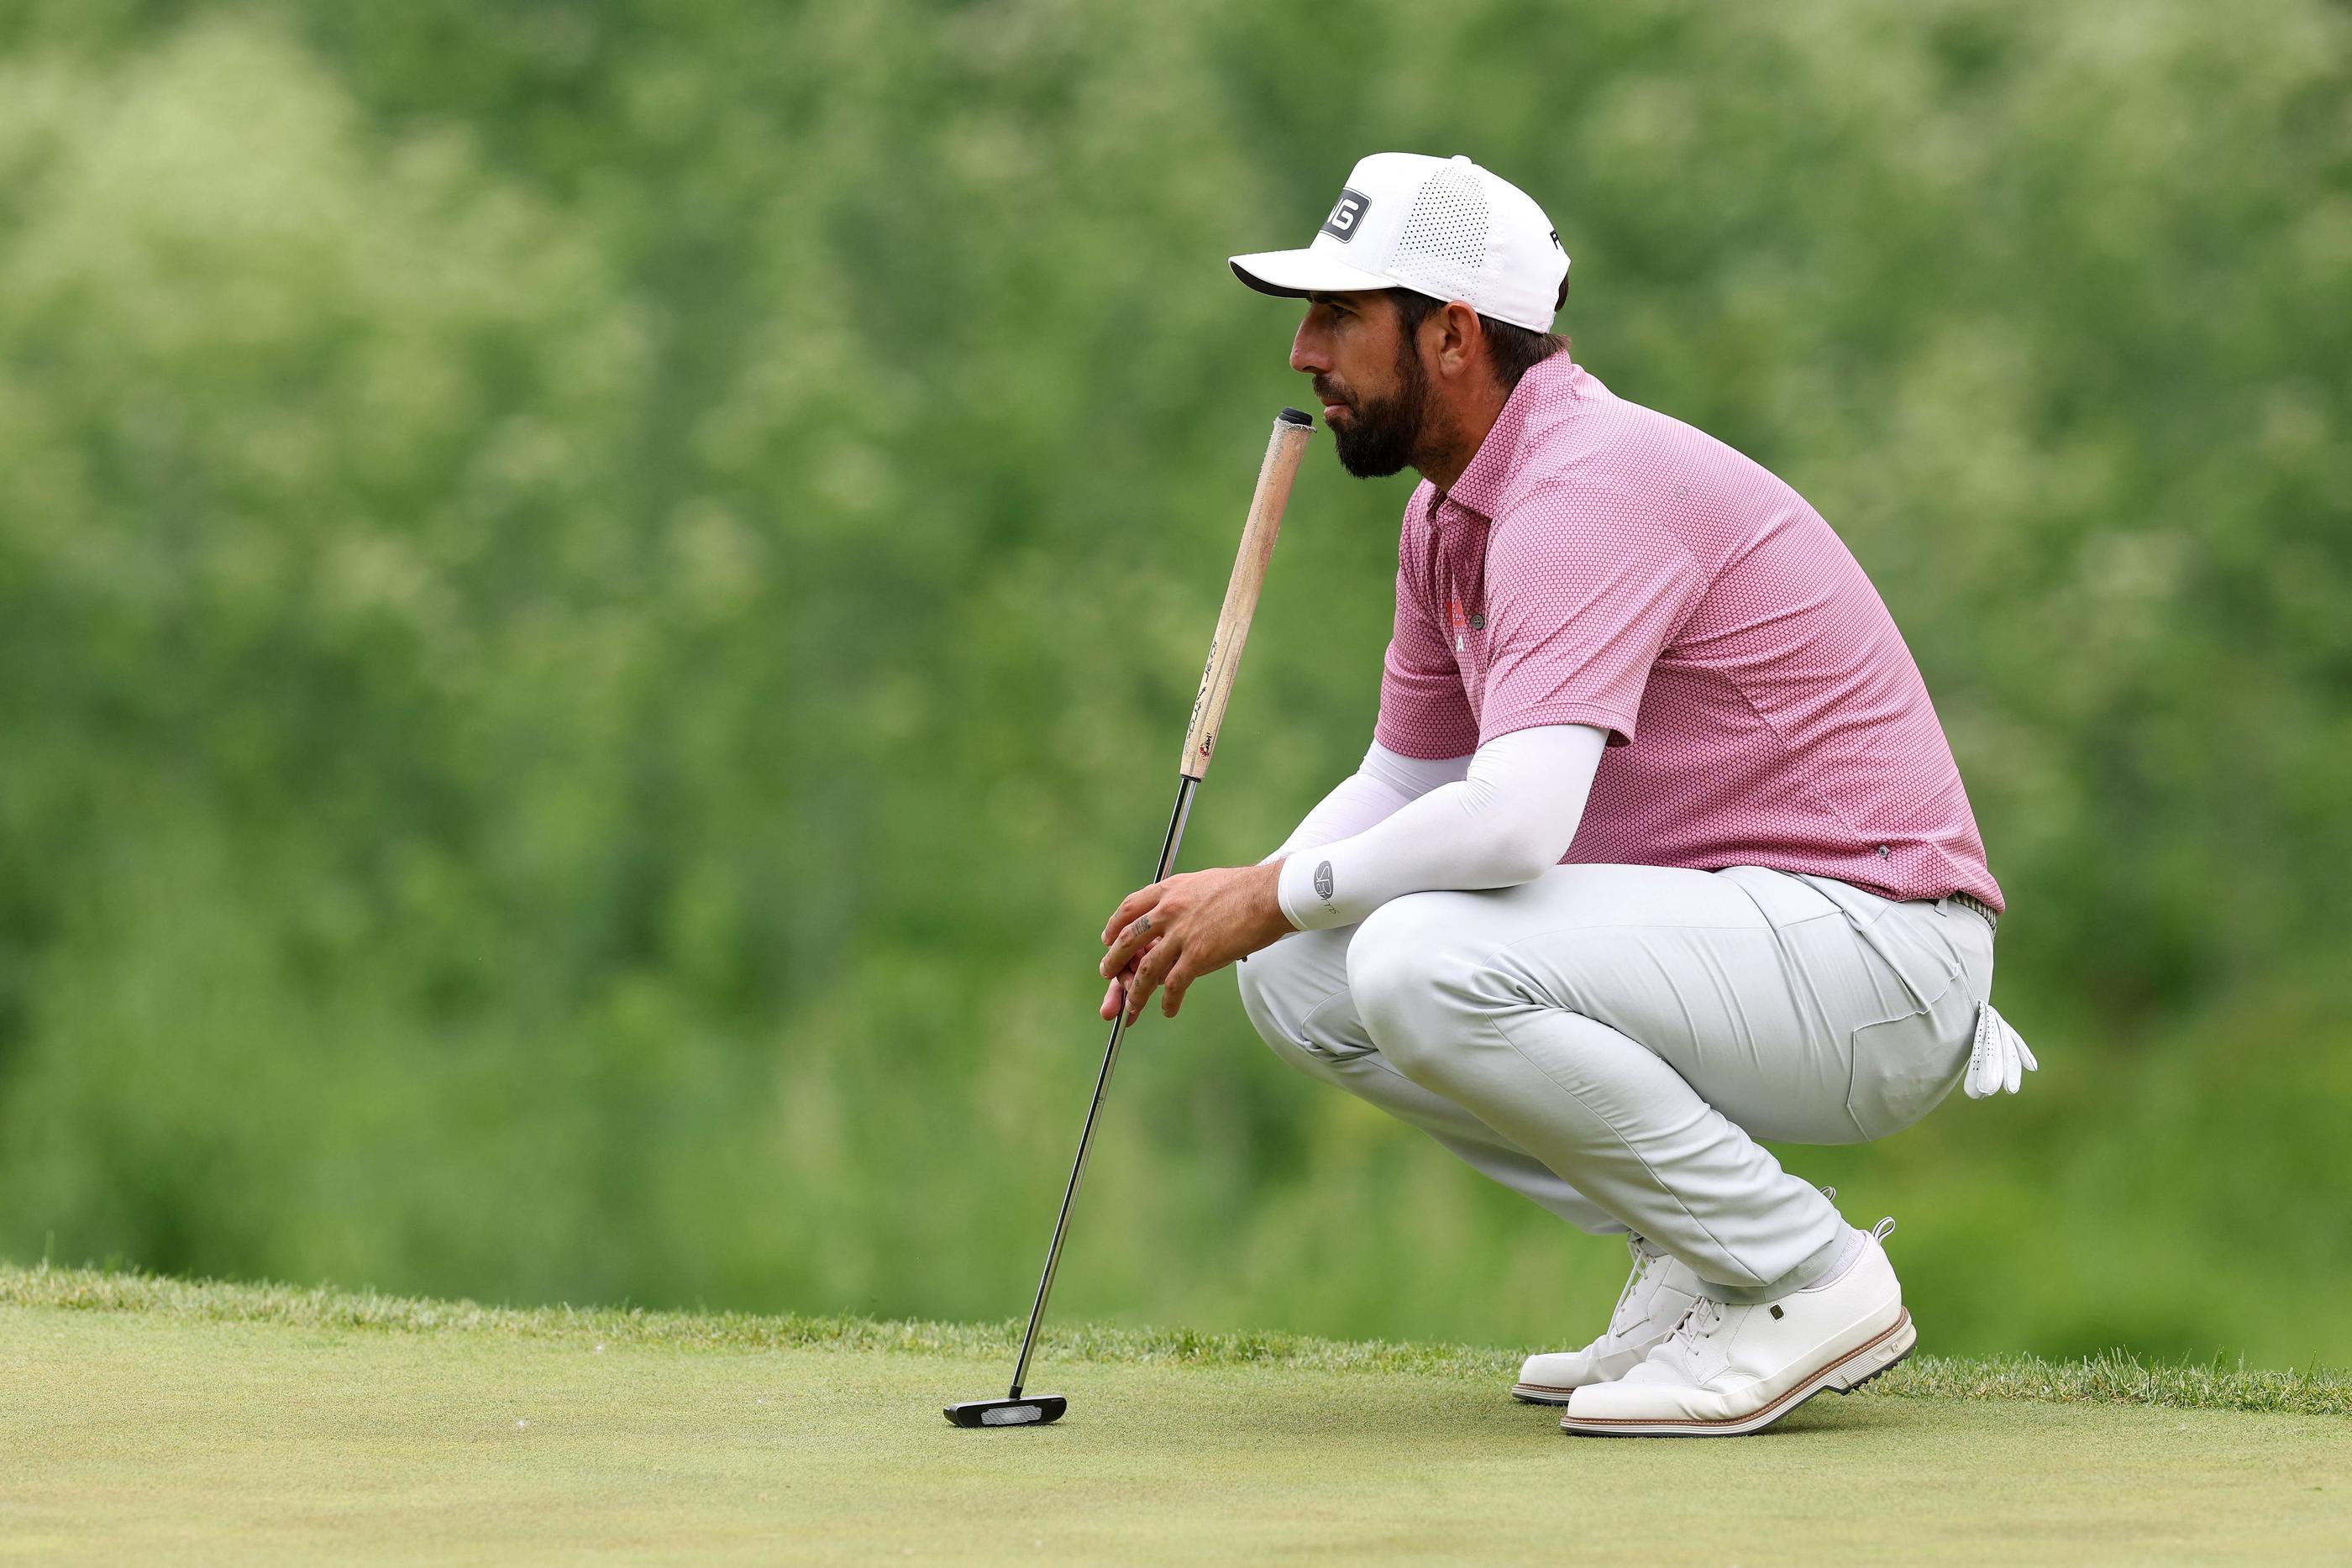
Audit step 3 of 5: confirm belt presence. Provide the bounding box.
[1950,890,2000,935]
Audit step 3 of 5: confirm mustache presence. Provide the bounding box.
[1312,378,1352,409]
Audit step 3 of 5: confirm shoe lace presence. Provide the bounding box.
[1607,1235,1656,1335]
[1669,1298,1724,1355]
[1636,1295,1725,1382]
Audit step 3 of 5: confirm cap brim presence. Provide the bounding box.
[1228,248,1395,300]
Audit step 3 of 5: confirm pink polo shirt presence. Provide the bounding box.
[1373,354,2001,909]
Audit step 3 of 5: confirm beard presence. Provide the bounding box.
[1321,338,1432,479]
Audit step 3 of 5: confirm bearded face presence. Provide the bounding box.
[1315,318,1434,480]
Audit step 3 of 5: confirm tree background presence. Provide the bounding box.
[1,0,2345,1364]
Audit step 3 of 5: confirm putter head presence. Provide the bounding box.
[943,1394,1067,1429]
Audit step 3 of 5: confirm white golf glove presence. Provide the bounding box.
[1964,1003,2038,1099]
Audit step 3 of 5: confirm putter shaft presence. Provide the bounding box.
[1007,773,1199,1398]
[985,408,1310,1415]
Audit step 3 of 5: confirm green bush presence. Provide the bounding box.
[0,0,2345,1363]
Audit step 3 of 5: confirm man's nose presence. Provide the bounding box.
[1289,313,1330,376]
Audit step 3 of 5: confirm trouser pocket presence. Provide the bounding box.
[1842,899,1990,1139]
[1794,873,1963,1009]
[1734,871,1977,1141]
[1845,985,1974,1140]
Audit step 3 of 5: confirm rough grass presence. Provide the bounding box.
[5,1261,2345,1416]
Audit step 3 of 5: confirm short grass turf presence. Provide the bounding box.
[3,1267,2348,1565]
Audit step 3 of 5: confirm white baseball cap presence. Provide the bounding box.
[1230,153,1569,333]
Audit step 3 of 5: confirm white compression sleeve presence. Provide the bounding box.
[1257,742,1471,866]
[1276,724,1608,931]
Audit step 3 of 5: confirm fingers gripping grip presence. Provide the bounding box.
[1179,409,1314,779]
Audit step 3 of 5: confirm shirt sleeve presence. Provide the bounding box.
[1277,724,1607,931]
[1373,533,1480,760]
[1478,479,1707,747]
[1257,742,1473,867]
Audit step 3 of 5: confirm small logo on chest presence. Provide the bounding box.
[1448,591,1484,652]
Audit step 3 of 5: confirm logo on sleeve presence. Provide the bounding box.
[1314,860,1335,901]
[1320,189,1372,242]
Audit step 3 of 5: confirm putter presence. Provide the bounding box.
[946,407,1315,1429]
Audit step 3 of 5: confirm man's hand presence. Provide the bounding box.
[1097,861,1294,1025]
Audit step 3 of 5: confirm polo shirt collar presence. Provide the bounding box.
[1435,352,1581,522]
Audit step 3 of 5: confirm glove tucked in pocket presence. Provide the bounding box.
[1964,1003,2037,1099]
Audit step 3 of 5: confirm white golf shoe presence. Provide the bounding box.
[1510,1235,1702,1404]
[1559,1219,1914,1437]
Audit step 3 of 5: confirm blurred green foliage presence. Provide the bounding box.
[0,0,2345,1364]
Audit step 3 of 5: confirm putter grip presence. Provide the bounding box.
[1179,409,1313,779]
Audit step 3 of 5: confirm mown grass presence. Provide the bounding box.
[6,1261,2343,1417]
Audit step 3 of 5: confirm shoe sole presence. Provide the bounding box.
[1510,1382,1577,1406]
[1557,1308,1916,1438]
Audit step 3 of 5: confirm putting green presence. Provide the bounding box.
[3,1269,2347,1564]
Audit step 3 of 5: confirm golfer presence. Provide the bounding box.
[1095,153,2035,1436]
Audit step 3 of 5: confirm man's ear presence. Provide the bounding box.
[1431,301,1483,379]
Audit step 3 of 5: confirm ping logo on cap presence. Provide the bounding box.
[1320,188,1371,242]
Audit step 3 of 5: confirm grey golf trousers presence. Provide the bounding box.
[1234,863,1994,1298]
